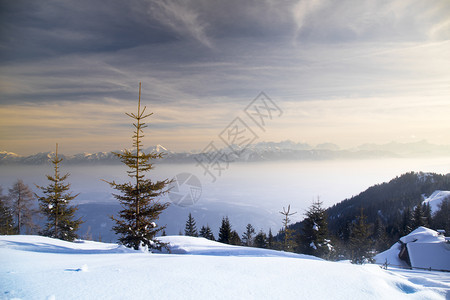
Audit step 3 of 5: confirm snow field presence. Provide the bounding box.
[423,190,450,214]
[1,235,449,300]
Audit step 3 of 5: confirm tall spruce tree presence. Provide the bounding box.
[106,83,170,251]
[412,201,426,230]
[298,198,332,258]
[184,213,198,237]
[423,203,432,228]
[199,224,215,240]
[0,186,16,235]
[400,207,413,236]
[8,179,38,234]
[218,216,232,244]
[36,144,82,241]
[349,208,373,264]
[373,216,390,252]
[242,223,255,246]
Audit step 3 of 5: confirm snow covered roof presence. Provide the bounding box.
[376,227,450,271]
[399,227,441,244]
[402,227,450,271]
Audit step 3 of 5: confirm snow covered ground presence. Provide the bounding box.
[1,235,449,300]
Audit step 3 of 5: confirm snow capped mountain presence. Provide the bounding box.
[144,144,172,154]
[249,140,313,151]
[21,152,60,165]
[2,140,450,165]
[0,151,20,163]
[0,146,171,165]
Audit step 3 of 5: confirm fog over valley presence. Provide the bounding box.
[2,157,449,241]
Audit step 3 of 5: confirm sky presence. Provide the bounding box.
[1,0,449,155]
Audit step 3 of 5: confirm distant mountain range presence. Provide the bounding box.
[2,140,450,165]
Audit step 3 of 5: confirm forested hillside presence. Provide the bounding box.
[284,172,450,259]
[327,172,450,238]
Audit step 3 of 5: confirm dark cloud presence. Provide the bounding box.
[0,0,178,61]
[2,0,448,62]
[1,0,449,105]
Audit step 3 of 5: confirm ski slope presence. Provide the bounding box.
[1,235,449,299]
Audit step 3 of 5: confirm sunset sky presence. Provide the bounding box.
[1,0,449,155]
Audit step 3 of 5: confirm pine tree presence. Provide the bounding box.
[106,83,171,251]
[298,198,332,258]
[349,208,373,264]
[8,179,38,234]
[432,197,449,233]
[373,216,389,252]
[218,216,232,244]
[423,202,432,228]
[36,144,82,241]
[400,207,413,236]
[199,225,215,240]
[229,230,241,245]
[267,228,274,249]
[254,230,268,248]
[0,186,16,235]
[184,213,198,237]
[241,223,255,246]
[412,202,425,229]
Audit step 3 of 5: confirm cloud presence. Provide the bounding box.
[292,0,326,38]
[1,0,449,154]
[291,0,450,42]
[150,0,213,48]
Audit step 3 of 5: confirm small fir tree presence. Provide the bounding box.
[199,224,215,240]
[36,144,82,241]
[218,216,232,244]
[254,230,268,248]
[298,197,332,258]
[184,213,198,237]
[229,230,241,245]
[0,186,16,235]
[106,83,170,251]
[241,223,255,246]
[280,205,297,252]
[349,208,374,264]
[8,179,38,234]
